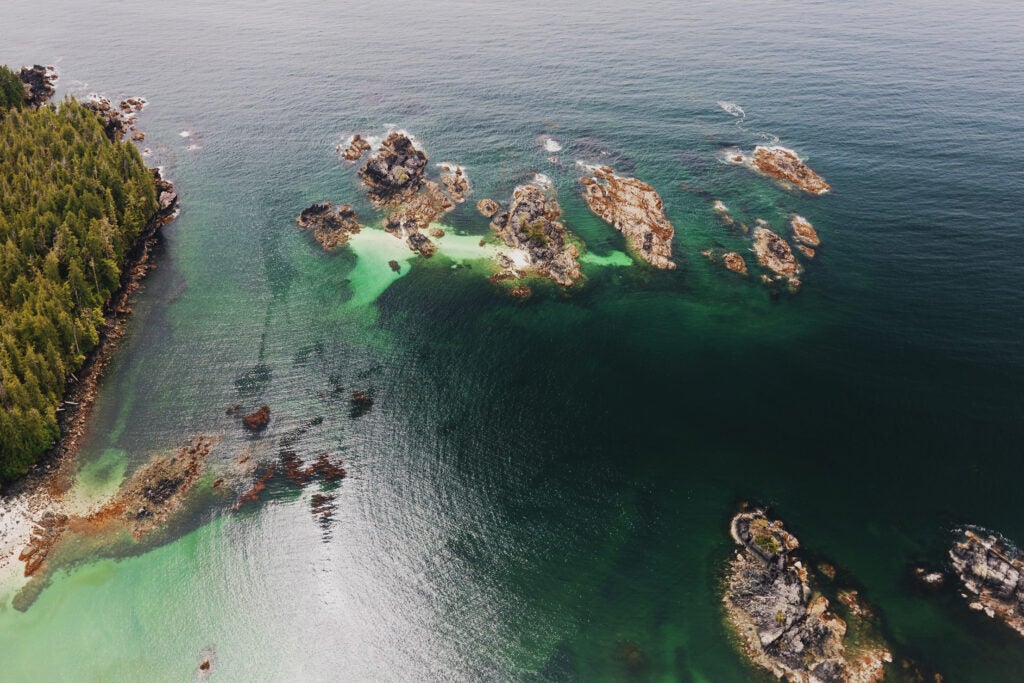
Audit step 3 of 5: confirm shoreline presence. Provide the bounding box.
[0,168,178,595]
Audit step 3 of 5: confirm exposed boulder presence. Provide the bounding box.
[580,167,675,269]
[790,214,821,247]
[949,528,1024,636]
[752,146,830,195]
[358,132,428,206]
[753,225,802,290]
[489,184,581,287]
[723,252,748,275]
[477,198,500,218]
[439,164,470,202]
[296,202,362,250]
[339,134,372,161]
[724,510,892,683]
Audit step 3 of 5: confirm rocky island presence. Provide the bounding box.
[753,224,802,290]
[339,133,372,161]
[296,202,363,250]
[790,214,820,258]
[724,510,892,682]
[949,527,1024,637]
[752,146,831,195]
[580,166,676,269]
[358,131,428,207]
[488,184,582,287]
[382,180,454,257]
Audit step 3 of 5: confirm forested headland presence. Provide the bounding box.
[0,65,162,482]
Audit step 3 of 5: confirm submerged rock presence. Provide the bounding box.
[358,132,427,207]
[339,134,372,161]
[753,225,802,290]
[724,510,892,683]
[296,202,362,250]
[580,166,676,269]
[752,146,830,195]
[19,65,57,107]
[242,405,271,432]
[949,527,1024,636]
[489,184,581,287]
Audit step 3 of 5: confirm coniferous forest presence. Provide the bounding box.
[0,65,158,481]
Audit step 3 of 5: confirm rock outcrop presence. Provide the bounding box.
[358,132,427,206]
[725,510,892,683]
[296,202,362,250]
[753,225,802,290]
[339,134,372,161]
[580,167,675,269]
[790,214,821,248]
[752,146,830,195]
[950,528,1024,637]
[439,164,469,202]
[19,65,57,107]
[477,198,500,218]
[489,184,581,287]
[242,405,271,432]
[723,252,748,275]
[383,181,454,257]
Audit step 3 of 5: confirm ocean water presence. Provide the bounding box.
[2,0,1024,679]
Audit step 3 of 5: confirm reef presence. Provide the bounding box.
[358,132,428,207]
[580,166,675,269]
[19,65,57,107]
[724,510,892,683]
[339,134,372,161]
[489,184,582,287]
[949,527,1024,637]
[477,198,500,218]
[752,146,830,195]
[295,202,362,250]
[753,225,802,290]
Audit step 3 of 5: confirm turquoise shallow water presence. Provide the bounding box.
[2,0,1024,680]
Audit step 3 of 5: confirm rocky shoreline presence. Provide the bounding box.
[948,527,1024,637]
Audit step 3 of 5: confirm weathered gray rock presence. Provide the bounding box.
[724,510,891,683]
[358,132,427,207]
[950,528,1024,636]
[489,184,581,287]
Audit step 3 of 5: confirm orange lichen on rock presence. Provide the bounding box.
[580,166,676,269]
[752,146,830,195]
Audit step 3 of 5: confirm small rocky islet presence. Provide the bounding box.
[724,510,893,682]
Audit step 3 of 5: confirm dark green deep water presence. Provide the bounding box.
[2,0,1024,680]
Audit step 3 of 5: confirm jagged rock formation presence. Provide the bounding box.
[439,164,469,202]
[753,225,802,290]
[383,181,454,257]
[296,202,362,250]
[580,166,675,269]
[358,132,427,206]
[752,146,830,195]
[477,198,500,218]
[489,184,581,287]
[725,510,891,683]
[723,252,748,275]
[153,168,179,225]
[339,134,371,161]
[82,96,146,142]
[950,528,1024,636]
[19,65,57,107]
